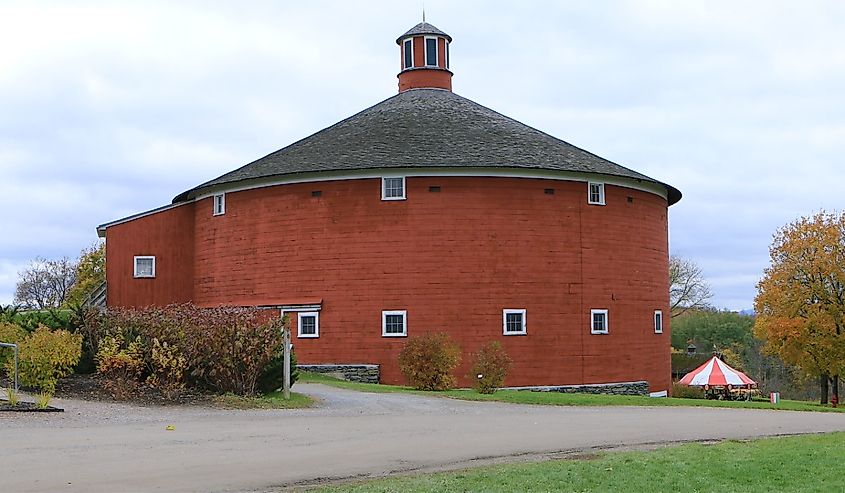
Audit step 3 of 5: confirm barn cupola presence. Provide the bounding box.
[396,21,453,92]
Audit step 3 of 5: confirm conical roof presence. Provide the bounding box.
[679,356,757,387]
[396,22,451,43]
[174,88,681,204]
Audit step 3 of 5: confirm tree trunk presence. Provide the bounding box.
[820,373,829,404]
[832,375,840,406]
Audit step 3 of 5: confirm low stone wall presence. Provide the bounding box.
[298,364,380,384]
[507,380,649,396]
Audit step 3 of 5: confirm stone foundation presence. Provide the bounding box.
[507,380,649,396]
[298,364,380,384]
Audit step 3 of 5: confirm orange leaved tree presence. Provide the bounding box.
[754,212,845,404]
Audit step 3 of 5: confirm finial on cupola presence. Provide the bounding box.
[396,20,453,92]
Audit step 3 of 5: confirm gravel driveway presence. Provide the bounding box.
[2,384,845,492]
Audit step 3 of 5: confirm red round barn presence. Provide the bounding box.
[98,21,681,392]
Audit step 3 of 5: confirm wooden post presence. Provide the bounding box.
[283,327,291,400]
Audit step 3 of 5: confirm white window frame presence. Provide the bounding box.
[424,36,438,67]
[654,310,663,334]
[213,193,225,216]
[445,40,450,69]
[502,309,527,335]
[381,176,406,201]
[297,311,320,339]
[403,38,414,69]
[591,309,609,335]
[382,310,407,337]
[588,182,605,205]
[133,256,156,278]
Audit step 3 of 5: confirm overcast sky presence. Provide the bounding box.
[2,1,844,310]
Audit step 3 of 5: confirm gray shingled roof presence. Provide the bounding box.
[174,88,681,204]
[396,22,452,43]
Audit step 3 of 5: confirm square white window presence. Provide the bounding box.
[381,177,406,200]
[588,182,605,205]
[591,309,609,334]
[133,256,155,278]
[298,312,320,338]
[382,310,407,337]
[213,193,225,215]
[503,309,527,335]
[654,310,663,334]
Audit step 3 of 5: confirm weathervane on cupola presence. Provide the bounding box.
[396,17,453,92]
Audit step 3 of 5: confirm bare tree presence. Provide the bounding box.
[669,255,712,318]
[14,257,78,309]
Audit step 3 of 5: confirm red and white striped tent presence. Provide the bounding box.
[678,356,757,388]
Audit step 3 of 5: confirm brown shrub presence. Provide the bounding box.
[96,335,144,399]
[470,341,512,394]
[147,338,187,399]
[671,382,705,399]
[398,332,461,391]
[92,305,285,397]
[182,307,284,396]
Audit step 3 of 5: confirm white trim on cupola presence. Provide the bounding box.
[424,36,438,67]
[402,38,414,70]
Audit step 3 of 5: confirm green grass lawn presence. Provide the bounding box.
[298,372,845,413]
[315,432,845,492]
[212,390,314,409]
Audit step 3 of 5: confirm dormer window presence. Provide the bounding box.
[425,37,437,66]
[403,39,413,69]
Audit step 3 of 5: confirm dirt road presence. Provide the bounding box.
[3,384,845,492]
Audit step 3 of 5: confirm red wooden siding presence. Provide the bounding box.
[107,176,669,390]
[105,202,196,307]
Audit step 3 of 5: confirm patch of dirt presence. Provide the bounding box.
[562,452,602,461]
[52,374,214,407]
[0,401,63,412]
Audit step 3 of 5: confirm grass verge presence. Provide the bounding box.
[212,391,314,409]
[315,432,845,492]
[298,372,845,413]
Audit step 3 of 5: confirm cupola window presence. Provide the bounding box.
[425,37,438,66]
[403,39,413,69]
[445,40,450,69]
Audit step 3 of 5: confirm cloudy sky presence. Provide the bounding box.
[2,1,844,310]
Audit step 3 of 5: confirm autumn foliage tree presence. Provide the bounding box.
[66,242,106,307]
[754,212,845,404]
